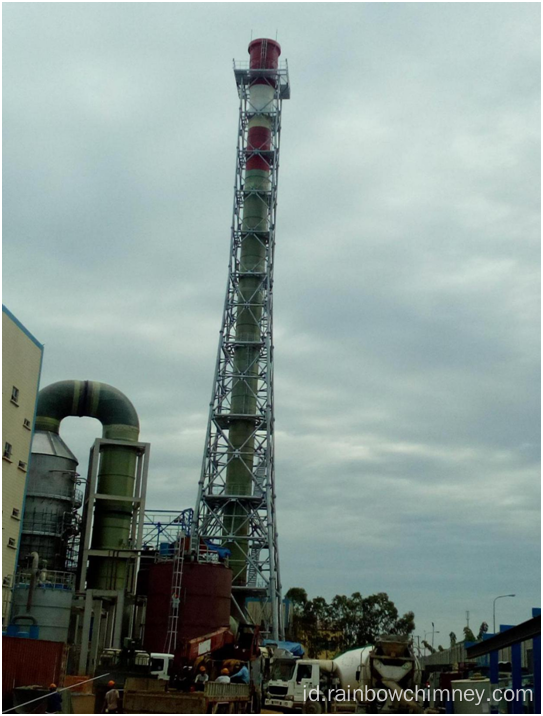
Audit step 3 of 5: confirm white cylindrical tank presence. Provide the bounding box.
[332,647,373,691]
[11,571,74,642]
[450,679,491,714]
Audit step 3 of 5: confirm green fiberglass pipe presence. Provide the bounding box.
[35,380,139,590]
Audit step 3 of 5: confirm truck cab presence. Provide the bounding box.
[265,656,297,710]
[292,662,325,708]
[266,659,328,712]
[149,652,174,681]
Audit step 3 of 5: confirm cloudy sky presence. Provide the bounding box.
[4,3,540,645]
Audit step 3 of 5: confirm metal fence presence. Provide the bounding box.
[204,682,250,700]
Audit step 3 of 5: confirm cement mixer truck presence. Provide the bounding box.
[265,635,423,713]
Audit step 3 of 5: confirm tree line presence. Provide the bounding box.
[285,588,415,658]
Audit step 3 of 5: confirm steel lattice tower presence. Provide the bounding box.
[193,39,290,640]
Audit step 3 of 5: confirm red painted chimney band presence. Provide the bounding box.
[248,38,281,70]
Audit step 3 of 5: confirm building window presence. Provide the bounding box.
[2,576,11,587]
[11,386,19,405]
[11,508,20,519]
[3,443,12,460]
[7,538,16,549]
[23,418,31,430]
[18,460,27,472]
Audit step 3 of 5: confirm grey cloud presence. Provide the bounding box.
[3,2,539,640]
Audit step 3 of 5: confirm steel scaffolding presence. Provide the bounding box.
[142,509,194,552]
[193,51,289,640]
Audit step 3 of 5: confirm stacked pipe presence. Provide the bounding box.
[224,39,281,584]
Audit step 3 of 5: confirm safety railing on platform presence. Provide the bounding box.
[15,569,75,590]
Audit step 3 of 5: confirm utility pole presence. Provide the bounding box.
[493,594,515,634]
[431,622,440,649]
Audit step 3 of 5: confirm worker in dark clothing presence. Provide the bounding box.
[178,665,193,691]
[45,684,62,713]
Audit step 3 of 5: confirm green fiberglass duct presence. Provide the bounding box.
[35,380,139,591]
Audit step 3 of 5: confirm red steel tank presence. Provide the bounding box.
[139,561,232,654]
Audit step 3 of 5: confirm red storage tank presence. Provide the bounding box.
[2,637,67,696]
[140,561,232,654]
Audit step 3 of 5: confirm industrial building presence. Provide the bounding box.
[2,305,43,625]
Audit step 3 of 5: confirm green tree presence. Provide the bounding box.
[285,587,308,641]
[285,588,415,656]
[476,622,489,641]
[285,587,308,613]
[329,592,365,650]
[302,596,334,657]
[330,592,415,651]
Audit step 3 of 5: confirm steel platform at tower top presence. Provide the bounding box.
[234,59,291,99]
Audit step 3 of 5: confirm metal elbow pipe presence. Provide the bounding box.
[12,614,38,625]
[29,552,40,571]
[35,380,139,442]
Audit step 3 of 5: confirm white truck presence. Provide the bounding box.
[265,635,423,713]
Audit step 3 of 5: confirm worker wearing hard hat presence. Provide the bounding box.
[45,684,62,713]
[215,668,231,684]
[194,664,209,691]
[103,680,120,713]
